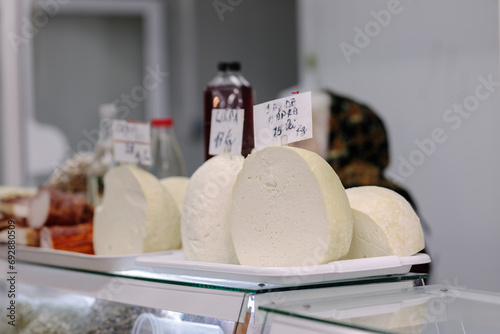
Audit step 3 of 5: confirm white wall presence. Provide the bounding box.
[300,0,500,291]
[30,15,145,185]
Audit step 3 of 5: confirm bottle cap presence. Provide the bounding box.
[228,62,241,71]
[151,118,174,128]
[217,62,228,71]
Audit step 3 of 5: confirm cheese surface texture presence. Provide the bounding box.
[94,165,181,255]
[344,186,425,259]
[231,146,353,267]
[181,155,244,264]
[160,177,190,213]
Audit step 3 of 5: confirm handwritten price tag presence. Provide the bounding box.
[112,120,152,165]
[209,109,245,156]
[253,91,312,149]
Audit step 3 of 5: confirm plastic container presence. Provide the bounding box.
[147,118,187,178]
[203,61,254,160]
[86,104,119,206]
[132,313,224,334]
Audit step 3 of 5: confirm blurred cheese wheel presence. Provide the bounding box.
[181,155,244,264]
[94,165,181,255]
[231,146,353,267]
[160,176,190,213]
[344,186,425,259]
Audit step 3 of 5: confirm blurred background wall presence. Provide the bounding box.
[168,0,298,175]
[33,15,145,184]
[12,0,297,182]
[1,0,499,293]
[299,0,500,292]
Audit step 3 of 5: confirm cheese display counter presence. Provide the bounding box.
[0,255,429,334]
[0,144,493,333]
[0,142,437,334]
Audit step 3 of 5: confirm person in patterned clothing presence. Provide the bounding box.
[325,91,418,207]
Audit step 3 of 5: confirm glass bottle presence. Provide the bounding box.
[203,61,254,160]
[86,104,119,206]
[148,118,187,178]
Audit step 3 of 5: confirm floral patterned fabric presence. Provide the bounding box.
[325,90,416,208]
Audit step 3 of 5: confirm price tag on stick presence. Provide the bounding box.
[209,108,245,156]
[253,91,312,150]
[112,120,152,165]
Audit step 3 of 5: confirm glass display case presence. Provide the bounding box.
[0,257,428,334]
[259,284,500,333]
[3,251,500,333]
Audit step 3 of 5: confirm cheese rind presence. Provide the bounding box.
[94,165,181,255]
[181,155,244,264]
[344,186,425,259]
[231,146,353,267]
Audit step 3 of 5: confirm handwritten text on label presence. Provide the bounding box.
[253,92,312,149]
[113,120,152,165]
[209,108,245,156]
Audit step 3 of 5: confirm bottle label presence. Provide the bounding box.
[209,108,245,156]
[112,120,152,165]
[253,92,313,150]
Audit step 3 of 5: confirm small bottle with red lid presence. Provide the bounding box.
[147,118,187,178]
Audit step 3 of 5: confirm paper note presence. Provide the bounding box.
[209,108,245,156]
[253,92,312,150]
[112,120,152,165]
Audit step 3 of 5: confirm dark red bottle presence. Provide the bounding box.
[203,62,254,160]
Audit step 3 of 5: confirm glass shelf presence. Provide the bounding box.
[1,258,427,329]
[14,259,427,294]
[113,270,427,294]
[259,284,500,333]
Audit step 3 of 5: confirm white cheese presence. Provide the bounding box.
[344,186,425,259]
[181,155,244,264]
[160,177,190,213]
[94,165,181,255]
[231,146,353,267]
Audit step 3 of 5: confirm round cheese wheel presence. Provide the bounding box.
[160,176,190,213]
[230,146,353,267]
[181,155,244,264]
[344,186,425,259]
[94,165,181,255]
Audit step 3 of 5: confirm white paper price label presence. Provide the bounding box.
[112,120,152,165]
[253,92,312,150]
[209,108,245,156]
